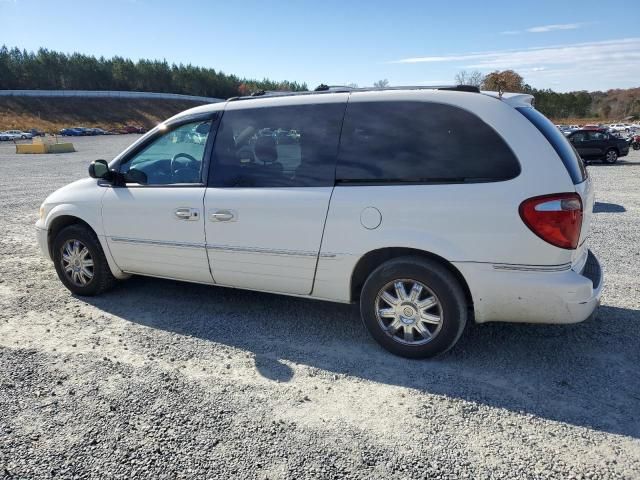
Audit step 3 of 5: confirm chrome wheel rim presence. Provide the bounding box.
[606,150,617,162]
[60,239,94,287]
[375,279,443,346]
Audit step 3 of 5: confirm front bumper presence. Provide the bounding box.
[454,250,603,324]
[35,223,50,260]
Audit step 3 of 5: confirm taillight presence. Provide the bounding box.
[519,193,583,249]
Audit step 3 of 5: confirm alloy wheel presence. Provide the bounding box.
[375,279,443,345]
[60,239,94,287]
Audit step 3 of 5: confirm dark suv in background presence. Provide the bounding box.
[567,128,629,164]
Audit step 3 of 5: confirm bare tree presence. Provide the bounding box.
[373,79,390,88]
[454,70,485,88]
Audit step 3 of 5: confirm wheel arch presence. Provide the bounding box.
[350,247,473,308]
[47,215,95,258]
[46,214,128,280]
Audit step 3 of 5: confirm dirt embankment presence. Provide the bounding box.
[0,97,210,132]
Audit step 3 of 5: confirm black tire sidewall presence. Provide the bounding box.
[52,226,106,296]
[360,258,466,358]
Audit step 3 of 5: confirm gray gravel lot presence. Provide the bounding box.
[1,135,639,479]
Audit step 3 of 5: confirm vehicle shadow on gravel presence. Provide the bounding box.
[83,277,640,439]
[593,201,626,213]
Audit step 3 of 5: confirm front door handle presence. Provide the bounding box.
[174,207,199,221]
[210,209,236,222]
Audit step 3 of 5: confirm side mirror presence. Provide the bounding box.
[88,159,111,180]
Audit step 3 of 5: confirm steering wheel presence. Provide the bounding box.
[171,153,198,175]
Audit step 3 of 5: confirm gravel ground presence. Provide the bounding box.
[0,135,639,479]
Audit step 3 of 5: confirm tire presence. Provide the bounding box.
[359,256,467,358]
[633,143,640,151]
[604,148,618,164]
[52,224,117,296]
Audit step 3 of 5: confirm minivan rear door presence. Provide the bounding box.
[204,95,348,295]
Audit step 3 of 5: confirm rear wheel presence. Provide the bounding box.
[359,257,467,358]
[604,148,618,164]
[52,225,116,296]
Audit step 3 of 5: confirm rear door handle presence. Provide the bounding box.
[209,209,236,222]
[174,207,199,221]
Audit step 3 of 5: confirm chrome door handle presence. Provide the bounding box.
[210,209,236,222]
[174,207,199,220]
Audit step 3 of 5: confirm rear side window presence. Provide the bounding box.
[210,103,345,188]
[516,107,587,184]
[336,101,520,183]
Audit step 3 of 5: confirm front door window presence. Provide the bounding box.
[119,120,212,185]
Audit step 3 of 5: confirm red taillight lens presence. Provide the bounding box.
[519,193,583,249]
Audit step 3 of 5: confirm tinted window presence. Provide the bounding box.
[119,120,212,185]
[210,103,345,187]
[517,107,587,184]
[336,101,520,183]
[571,132,587,142]
[587,131,607,141]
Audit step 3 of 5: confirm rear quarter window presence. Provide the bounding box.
[336,101,520,183]
[516,107,587,184]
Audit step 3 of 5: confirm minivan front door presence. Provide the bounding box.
[102,118,216,284]
[204,97,348,295]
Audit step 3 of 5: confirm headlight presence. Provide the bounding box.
[39,204,48,221]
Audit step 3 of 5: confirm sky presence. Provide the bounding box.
[1,0,639,92]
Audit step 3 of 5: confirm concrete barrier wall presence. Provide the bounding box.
[0,90,223,103]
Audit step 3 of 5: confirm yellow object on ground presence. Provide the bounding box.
[15,136,75,154]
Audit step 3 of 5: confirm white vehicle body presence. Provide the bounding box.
[4,130,33,139]
[609,124,629,133]
[36,87,603,357]
[0,131,21,141]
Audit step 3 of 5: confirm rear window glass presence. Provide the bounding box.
[336,101,520,183]
[516,107,587,184]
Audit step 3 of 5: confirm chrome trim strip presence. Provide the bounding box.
[492,262,572,272]
[206,244,338,258]
[109,237,205,249]
[206,244,317,258]
[109,237,339,258]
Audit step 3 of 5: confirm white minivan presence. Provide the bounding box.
[36,86,602,358]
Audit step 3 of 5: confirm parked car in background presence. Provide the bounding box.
[3,130,33,139]
[28,128,45,137]
[608,123,630,133]
[60,128,84,136]
[36,86,602,358]
[88,128,107,135]
[568,128,630,164]
[120,125,146,134]
[0,131,19,141]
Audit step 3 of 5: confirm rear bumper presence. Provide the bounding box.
[454,250,603,324]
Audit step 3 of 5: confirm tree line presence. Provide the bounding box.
[0,46,307,98]
[456,69,639,120]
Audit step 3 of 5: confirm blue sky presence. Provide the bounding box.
[1,0,639,92]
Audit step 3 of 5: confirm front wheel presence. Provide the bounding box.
[604,149,618,164]
[360,257,467,358]
[52,225,117,296]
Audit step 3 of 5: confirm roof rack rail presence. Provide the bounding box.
[227,84,480,102]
